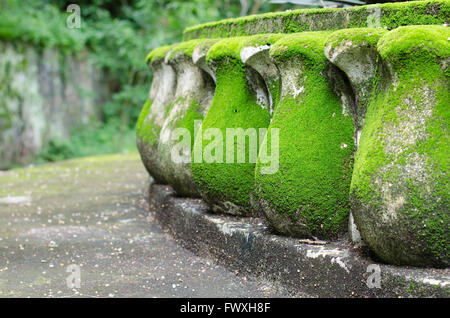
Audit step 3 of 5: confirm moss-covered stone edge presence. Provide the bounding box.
[145,45,174,64]
[183,0,450,40]
[325,27,388,50]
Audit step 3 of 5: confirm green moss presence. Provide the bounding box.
[240,33,285,48]
[268,78,281,112]
[255,32,355,238]
[138,122,159,147]
[184,7,333,39]
[206,33,283,63]
[207,34,284,112]
[183,0,449,40]
[191,34,286,212]
[270,32,330,63]
[168,39,220,60]
[138,112,161,147]
[136,99,152,136]
[194,38,223,55]
[326,28,388,49]
[169,39,203,59]
[378,0,450,30]
[138,96,192,148]
[183,34,280,209]
[165,98,178,118]
[191,53,270,213]
[171,99,203,150]
[145,45,174,64]
[378,25,450,61]
[206,37,248,62]
[350,25,449,266]
[136,98,165,147]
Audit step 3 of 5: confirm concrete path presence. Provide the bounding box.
[0,153,288,297]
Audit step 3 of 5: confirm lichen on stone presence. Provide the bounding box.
[145,44,174,64]
[136,99,152,139]
[168,39,208,60]
[326,28,387,50]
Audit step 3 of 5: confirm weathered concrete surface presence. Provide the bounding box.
[150,184,450,298]
[0,154,290,297]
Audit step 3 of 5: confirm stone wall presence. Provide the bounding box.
[0,41,108,169]
[137,0,449,268]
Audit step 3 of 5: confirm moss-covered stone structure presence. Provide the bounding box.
[254,31,355,239]
[137,0,449,268]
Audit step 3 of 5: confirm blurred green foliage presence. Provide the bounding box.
[0,0,86,51]
[36,120,137,163]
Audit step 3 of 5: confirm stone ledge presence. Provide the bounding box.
[183,0,449,40]
[149,183,450,298]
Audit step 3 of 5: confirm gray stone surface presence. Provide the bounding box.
[324,28,388,247]
[157,50,215,197]
[0,153,290,297]
[137,56,177,184]
[150,183,450,297]
[241,44,280,117]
